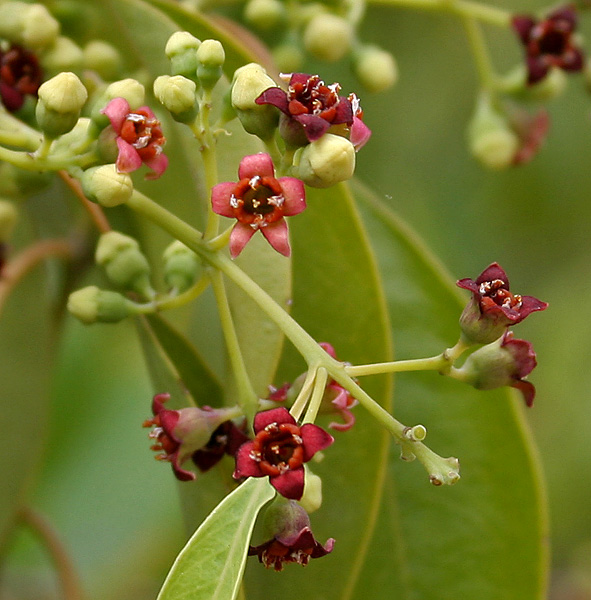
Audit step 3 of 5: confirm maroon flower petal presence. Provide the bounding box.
[278,177,306,216]
[332,97,354,125]
[560,47,584,72]
[233,442,264,478]
[229,222,256,258]
[171,455,197,481]
[300,423,334,461]
[261,219,291,257]
[526,56,550,85]
[511,379,536,407]
[519,295,549,318]
[475,262,509,287]
[293,114,331,142]
[211,182,237,217]
[253,407,295,433]
[511,16,536,44]
[548,6,577,30]
[115,137,142,173]
[255,87,290,114]
[144,152,168,180]
[270,468,305,500]
[238,152,275,179]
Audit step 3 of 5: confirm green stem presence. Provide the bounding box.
[209,268,259,420]
[302,367,328,424]
[461,14,497,92]
[290,367,317,421]
[136,275,211,312]
[0,145,97,171]
[346,354,449,377]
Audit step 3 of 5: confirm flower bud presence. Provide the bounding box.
[90,78,146,128]
[500,65,567,101]
[303,13,353,62]
[353,45,398,93]
[165,31,201,79]
[67,286,136,324]
[453,332,537,406]
[468,94,519,170]
[292,134,355,188]
[0,2,60,50]
[243,0,285,30]
[81,164,133,208]
[41,36,84,75]
[272,43,304,74]
[231,63,279,139]
[298,468,323,514]
[83,40,122,80]
[36,72,88,137]
[163,240,200,293]
[95,231,153,297]
[0,200,18,242]
[196,39,225,89]
[154,75,198,122]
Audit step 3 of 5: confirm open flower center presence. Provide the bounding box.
[534,24,568,56]
[286,75,340,119]
[261,540,314,570]
[230,176,285,228]
[249,423,305,476]
[120,110,165,160]
[479,279,523,310]
[0,44,43,111]
[143,414,180,460]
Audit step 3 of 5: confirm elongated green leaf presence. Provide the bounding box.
[245,182,394,598]
[351,179,548,600]
[157,478,275,600]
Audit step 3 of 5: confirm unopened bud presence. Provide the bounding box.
[0,201,18,242]
[154,75,198,122]
[0,2,60,50]
[243,0,285,29]
[292,134,355,188]
[303,13,353,62]
[468,94,519,170]
[196,39,225,88]
[41,36,84,75]
[298,468,323,513]
[163,240,200,293]
[36,72,88,137]
[83,40,122,80]
[67,286,136,324]
[95,231,153,297]
[353,45,398,93]
[81,164,133,207]
[90,78,145,128]
[165,31,201,79]
[272,43,304,74]
[231,63,279,139]
[500,65,567,101]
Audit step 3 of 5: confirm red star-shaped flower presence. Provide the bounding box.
[0,44,43,112]
[233,407,333,500]
[457,262,548,344]
[101,97,168,179]
[512,5,584,85]
[211,153,306,258]
[256,73,371,149]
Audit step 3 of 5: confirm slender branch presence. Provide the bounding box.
[58,171,112,234]
[302,367,328,424]
[18,506,84,600]
[461,14,497,91]
[346,354,449,377]
[0,239,74,315]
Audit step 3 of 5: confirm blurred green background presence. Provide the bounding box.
[2,0,591,598]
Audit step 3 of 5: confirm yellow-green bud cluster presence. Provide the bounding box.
[303,13,353,63]
[163,241,200,293]
[35,72,88,137]
[41,36,84,76]
[67,286,136,324]
[243,0,285,30]
[0,2,59,50]
[196,39,225,90]
[81,165,133,208]
[353,45,398,93]
[95,231,153,298]
[165,31,201,80]
[83,41,122,81]
[154,75,198,123]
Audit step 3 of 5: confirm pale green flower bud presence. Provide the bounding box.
[243,0,285,30]
[353,45,398,93]
[95,231,153,297]
[0,200,18,242]
[81,164,133,208]
[303,13,353,62]
[0,2,60,50]
[41,36,84,75]
[292,134,356,188]
[154,75,198,122]
[298,468,323,514]
[36,72,88,137]
[90,78,145,128]
[468,95,519,171]
[165,31,201,79]
[83,40,122,80]
[231,63,278,139]
[67,286,135,324]
[163,240,200,293]
[196,39,225,89]
[272,43,304,74]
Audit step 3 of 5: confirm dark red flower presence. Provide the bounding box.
[255,73,371,149]
[143,393,241,481]
[211,153,306,258]
[249,500,334,571]
[0,44,43,112]
[101,97,168,179]
[457,262,548,344]
[192,419,249,472]
[508,106,550,166]
[500,332,538,407]
[233,407,333,500]
[512,5,584,85]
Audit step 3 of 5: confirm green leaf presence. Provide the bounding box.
[157,478,275,600]
[350,179,548,600]
[245,182,394,598]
